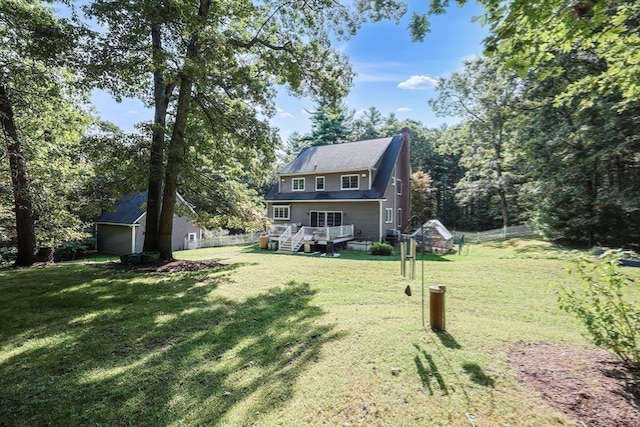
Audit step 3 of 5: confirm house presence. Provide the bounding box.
[95,191,203,255]
[264,128,411,252]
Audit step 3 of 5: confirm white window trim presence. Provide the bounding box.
[398,208,402,227]
[310,210,343,227]
[396,178,402,195]
[341,174,359,190]
[385,208,393,224]
[292,177,305,192]
[272,205,290,220]
[315,176,325,191]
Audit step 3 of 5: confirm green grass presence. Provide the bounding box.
[1,239,637,426]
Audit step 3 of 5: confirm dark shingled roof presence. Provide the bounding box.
[265,135,403,202]
[96,192,147,225]
[280,137,393,175]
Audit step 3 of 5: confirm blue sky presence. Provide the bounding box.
[272,2,488,140]
[89,1,487,140]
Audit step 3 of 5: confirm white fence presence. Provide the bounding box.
[188,232,261,249]
[453,224,537,244]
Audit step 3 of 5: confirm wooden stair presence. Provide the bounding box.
[277,236,304,254]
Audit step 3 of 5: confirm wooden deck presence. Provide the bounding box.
[268,224,355,253]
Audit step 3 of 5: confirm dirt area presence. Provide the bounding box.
[509,343,639,426]
[98,259,225,273]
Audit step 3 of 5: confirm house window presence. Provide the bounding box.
[385,208,393,224]
[292,177,305,191]
[310,211,343,227]
[316,176,325,191]
[273,205,290,220]
[188,233,197,242]
[341,174,359,190]
[398,208,402,227]
[396,178,402,195]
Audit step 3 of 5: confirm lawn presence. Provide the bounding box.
[0,240,634,426]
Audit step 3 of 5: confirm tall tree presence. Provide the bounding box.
[303,96,354,146]
[0,0,85,266]
[85,0,179,254]
[429,56,524,228]
[351,106,384,140]
[411,170,437,227]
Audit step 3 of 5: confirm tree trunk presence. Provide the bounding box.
[157,75,193,260]
[157,0,211,260]
[143,22,175,253]
[493,127,510,228]
[0,80,37,266]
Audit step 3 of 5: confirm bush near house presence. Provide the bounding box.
[371,242,393,255]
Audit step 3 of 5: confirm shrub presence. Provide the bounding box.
[371,242,393,256]
[555,250,640,368]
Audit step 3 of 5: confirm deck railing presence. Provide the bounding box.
[278,226,292,248]
[304,224,354,241]
[270,223,299,235]
[270,224,354,242]
[290,228,305,252]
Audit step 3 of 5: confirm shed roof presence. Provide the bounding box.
[96,192,147,225]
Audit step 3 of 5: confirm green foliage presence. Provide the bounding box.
[371,241,393,255]
[556,251,640,367]
[302,96,353,146]
[429,56,526,229]
[483,0,640,109]
[411,170,437,226]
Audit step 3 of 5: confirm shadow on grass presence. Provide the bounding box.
[462,363,495,387]
[434,331,462,349]
[0,265,342,425]
[413,344,448,396]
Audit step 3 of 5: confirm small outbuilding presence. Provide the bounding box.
[95,191,203,255]
[410,219,454,254]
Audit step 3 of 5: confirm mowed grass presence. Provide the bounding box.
[1,240,637,426]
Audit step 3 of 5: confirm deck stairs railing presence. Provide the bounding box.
[277,226,292,251]
[278,227,305,253]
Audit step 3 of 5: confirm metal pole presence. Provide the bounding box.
[421,223,425,330]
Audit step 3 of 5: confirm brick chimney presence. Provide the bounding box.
[400,127,411,232]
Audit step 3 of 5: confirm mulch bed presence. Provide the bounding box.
[509,343,639,427]
[97,259,225,273]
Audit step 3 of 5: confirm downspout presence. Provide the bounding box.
[379,201,383,242]
[393,166,397,231]
[131,225,136,254]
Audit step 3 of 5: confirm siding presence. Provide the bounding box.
[97,224,136,255]
[97,214,201,255]
[280,170,372,193]
[279,200,382,241]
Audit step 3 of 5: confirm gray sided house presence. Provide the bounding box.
[95,192,203,255]
[265,128,411,249]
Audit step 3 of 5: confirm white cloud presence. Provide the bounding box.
[397,107,412,112]
[397,75,438,90]
[276,106,294,119]
[352,61,407,83]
